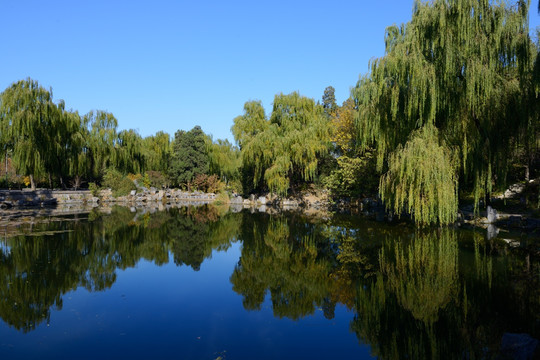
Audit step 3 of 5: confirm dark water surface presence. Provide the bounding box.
[0,205,539,359]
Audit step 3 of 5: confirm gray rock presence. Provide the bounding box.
[258,196,267,205]
[130,190,137,196]
[487,206,497,224]
[230,196,243,204]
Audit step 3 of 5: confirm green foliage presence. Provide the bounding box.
[102,168,136,197]
[83,110,118,180]
[330,98,357,156]
[88,182,100,197]
[232,93,330,195]
[323,153,378,198]
[192,174,224,193]
[143,131,171,174]
[169,126,209,188]
[322,86,337,116]
[145,170,167,189]
[206,137,241,184]
[214,191,230,205]
[380,126,458,226]
[116,129,144,174]
[353,0,535,214]
[0,78,56,189]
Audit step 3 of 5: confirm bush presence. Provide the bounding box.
[88,182,100,197]
[323,153,378,198]
[192,174,225,193]
[103,168,136,197]
[146,170,168,188]
[214,192,230,205]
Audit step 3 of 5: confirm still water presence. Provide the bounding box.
[0,205,539,359]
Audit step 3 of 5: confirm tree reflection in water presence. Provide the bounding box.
[230,214,334,319]
[0,207,539,360]
[0,205,239,332]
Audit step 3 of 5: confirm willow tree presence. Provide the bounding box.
[380,126,458,226]
[116,129,144,174]
[83,110,118,180]
[232,92,330,195]
[142,131,171,173]
[0,78,57,189]
[354,0,534,223]
[206,137,241,184]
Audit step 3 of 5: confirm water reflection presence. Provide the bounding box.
[0,207,539,359]
[0,205,239,332]
[231,214,334,319]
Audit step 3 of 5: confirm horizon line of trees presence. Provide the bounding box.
[0,78,240,193]
[1,0,539,226]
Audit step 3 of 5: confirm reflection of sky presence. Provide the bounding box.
[0,242,374,359]
[0,241,10,256]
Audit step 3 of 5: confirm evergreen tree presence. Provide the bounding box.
[322,86,337,117]
[169,126,209,189]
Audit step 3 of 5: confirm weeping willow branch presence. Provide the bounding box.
[380,126,458,226]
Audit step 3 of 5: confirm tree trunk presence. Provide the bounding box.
[4,152,8,188]
[30,174,36,190]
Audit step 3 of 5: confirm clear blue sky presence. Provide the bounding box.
[2,1,539,142]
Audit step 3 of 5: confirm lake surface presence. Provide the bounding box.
[0,205,539,359]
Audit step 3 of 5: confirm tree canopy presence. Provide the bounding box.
[232,92,330,195]
[169,126,209,188]
[353,0,537,224]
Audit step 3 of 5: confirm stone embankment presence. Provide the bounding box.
[0,188,220,208]
[0,188,330,210]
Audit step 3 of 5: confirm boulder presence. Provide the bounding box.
[487,206,497,224]
[230,196,243,205]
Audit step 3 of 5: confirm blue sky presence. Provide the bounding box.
[2,1,539,142]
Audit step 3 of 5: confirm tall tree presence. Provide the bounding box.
[116,129,144,174]
[0,78,57,189]
[83,110,118,181]
[232,92,330,195]
[143,131,171,174]
[353,0,534,224]
[206,137,241,183]
[330,98,357,156]
[169,126,209,189]
[322,86,337,117]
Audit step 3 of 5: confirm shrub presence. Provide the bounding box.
[103,168,136,197]
[214,192,230,205]
[323,153,378,198]
[88,182,100,197]
[146,170,168,188]
[192,174,224,193]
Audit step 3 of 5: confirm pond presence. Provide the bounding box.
[0,205,539,359]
